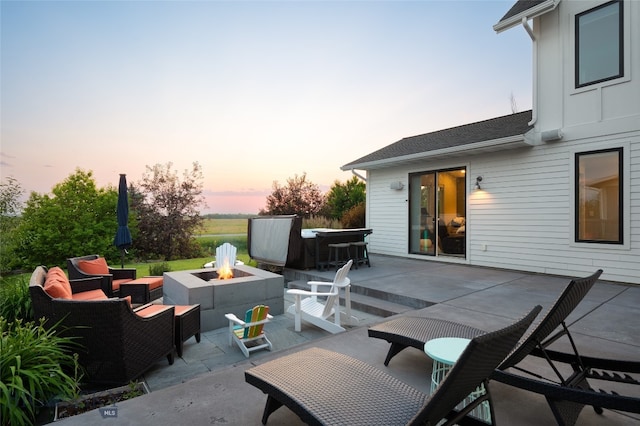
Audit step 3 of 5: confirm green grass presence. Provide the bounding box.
[195,218,248,236]
[129,254,255,276]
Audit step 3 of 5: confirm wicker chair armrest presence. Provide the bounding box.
[69,270,113,297]
[133,303,153,313]
[110,267,137,280]
[69,277,104,294]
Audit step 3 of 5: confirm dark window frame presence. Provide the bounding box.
[575,0,624,89]
[574,147,623,244]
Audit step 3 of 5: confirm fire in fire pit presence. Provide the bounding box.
[217,259,234,280]
[190,268,253,282]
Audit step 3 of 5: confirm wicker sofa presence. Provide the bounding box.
[29,266,176,385]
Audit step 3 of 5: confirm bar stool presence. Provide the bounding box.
[327,243,351,271]
[350,241,370,269]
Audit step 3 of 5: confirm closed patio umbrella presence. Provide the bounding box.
[114,173,132,268]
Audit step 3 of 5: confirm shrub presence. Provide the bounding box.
[0,275,32,324]
[148,262,171,276]
[340,203,365,228]
[302,215,341,229]
[0,317,81,426]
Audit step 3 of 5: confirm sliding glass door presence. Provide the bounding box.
[409,168,466,257]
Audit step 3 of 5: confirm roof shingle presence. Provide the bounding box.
[342,110,533,169]
[498,0,548,23]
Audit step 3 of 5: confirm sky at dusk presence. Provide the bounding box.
[1,0,532,214]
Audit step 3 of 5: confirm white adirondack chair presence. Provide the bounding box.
[204,243,244,269]
[286,259,357,334]
[215,243,237,268]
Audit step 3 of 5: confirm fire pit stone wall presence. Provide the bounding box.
[163,264,284,331]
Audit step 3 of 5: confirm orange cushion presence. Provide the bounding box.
[77,257,109,275]
[112,278,132,291]
[124,277,163,290]
[71,289,108,301]
[135,304,173,318]
[174,305,198,316]
[44,267,72,299]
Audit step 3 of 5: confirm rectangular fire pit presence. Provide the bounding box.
[163,264,284,331]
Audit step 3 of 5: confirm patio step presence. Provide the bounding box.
[350,285,434,311]
[349,292,415,318]
[286,280,427,318]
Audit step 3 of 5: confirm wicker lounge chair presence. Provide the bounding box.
[369,269,640,425]
[245,305,541,426]
[29,265,108,328]
[67,254,137,298]
[52,298,175,385]
[68,254,164,303]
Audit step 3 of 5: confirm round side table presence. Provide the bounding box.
[424,337,492,422]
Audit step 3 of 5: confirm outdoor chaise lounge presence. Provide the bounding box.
[368,269,640,425]
[245,305,541,426]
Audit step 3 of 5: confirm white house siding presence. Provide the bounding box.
[535,0,640,133]
[468,131,640,284]
[365,168,410,256]
[366,131,640,284]
[363,0,640,284]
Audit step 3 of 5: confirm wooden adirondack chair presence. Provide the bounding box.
[286,259,356,334]
[225,305,273,358]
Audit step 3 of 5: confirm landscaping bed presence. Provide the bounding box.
[53,381,149,421]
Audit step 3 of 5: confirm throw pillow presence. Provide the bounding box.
[44,267,72,299]
[77,257,109,275]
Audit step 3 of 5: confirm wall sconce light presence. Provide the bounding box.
[474,176,483,191]
[390,181,404,190]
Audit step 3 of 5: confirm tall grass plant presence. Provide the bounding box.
[0,318,81,426]
[0,275,32,323]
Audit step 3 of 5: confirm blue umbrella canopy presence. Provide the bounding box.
[114,174,132,267]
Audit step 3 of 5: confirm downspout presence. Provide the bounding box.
[350,169,367,182]
[522,17,538,127]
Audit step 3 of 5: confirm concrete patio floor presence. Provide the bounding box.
[55,255,640,425]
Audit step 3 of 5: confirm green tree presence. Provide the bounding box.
[260,173,325,218]
[0,177,24,273]
[324,176,366,220]
[13,169,118,268]
[131,162,205,260]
